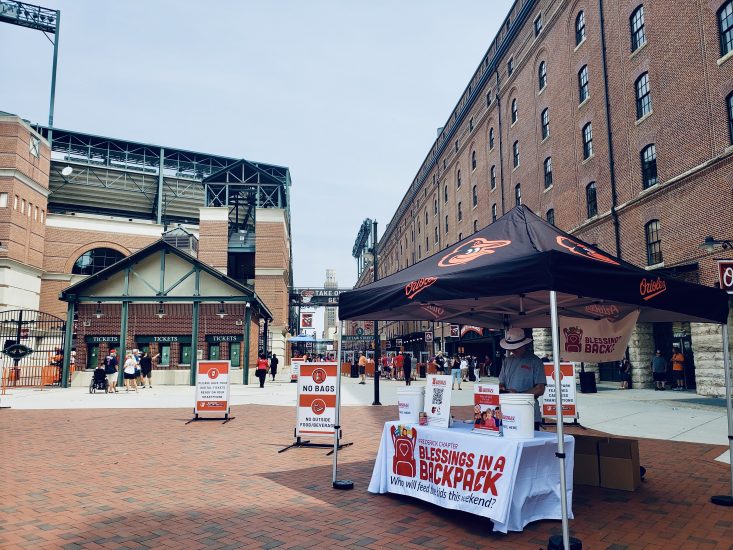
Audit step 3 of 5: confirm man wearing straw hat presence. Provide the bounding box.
[498,328,546,430]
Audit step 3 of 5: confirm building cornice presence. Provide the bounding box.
[0,169,50,197]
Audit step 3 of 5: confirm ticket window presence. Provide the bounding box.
[180,345,191,365]
[208,344,220,360]
[87,345,99,370]
[138,344,150,355]
[230,344,240,368]
[159,344,171,366]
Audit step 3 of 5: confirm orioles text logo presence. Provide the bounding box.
[556,236,620,265]
[438,238,511,267]
[640,277,667,300]
[405,277,437,299]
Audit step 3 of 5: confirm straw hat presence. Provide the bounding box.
[499,328,533,350]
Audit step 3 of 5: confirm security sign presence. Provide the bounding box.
[296,362,338,437]
[195,360,231,417]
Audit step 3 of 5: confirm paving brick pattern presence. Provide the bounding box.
[2,404,732,549]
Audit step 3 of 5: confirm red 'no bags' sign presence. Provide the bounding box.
[195,360,231,415]
[719,261,733,294]
[296,362,338,437]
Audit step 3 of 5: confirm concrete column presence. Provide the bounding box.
[628,322,654,389]
[532,328,552,358]
[691,303,733,397]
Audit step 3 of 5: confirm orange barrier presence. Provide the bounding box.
[1,365,62,393]
[341,362,351,376]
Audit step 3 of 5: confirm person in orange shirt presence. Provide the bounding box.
[671,347,685,391]
[358,352,368,385]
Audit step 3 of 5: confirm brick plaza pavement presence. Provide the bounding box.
[1,404,732,550]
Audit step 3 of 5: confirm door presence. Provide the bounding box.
[230,344,240,368]
[87,345,99,370]
[209,344,220,360]
[675,335,696,390]
[180,345,191,365]
[159,344,171,366]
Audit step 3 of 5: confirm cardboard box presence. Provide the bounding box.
[599,437,641,491]
[573,435,603,487]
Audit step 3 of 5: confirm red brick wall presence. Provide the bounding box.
[198,219,228,273]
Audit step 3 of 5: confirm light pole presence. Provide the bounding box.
[372,219,381,406]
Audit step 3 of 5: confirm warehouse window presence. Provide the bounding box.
[578,65,589,103]
[582,123,593,159]
[575,11,586,46]
[511,98,518,123]
[444,185,448,202]
[645,219,662,265]
[489,128,495,149]
[541,108,550,139]
[513,141,520,167]
[486,89,493,106]
[586,182,597,218]
[472,185,478,207]
[538,61,547,91]
[435,226,439,245]
[720,1,733,56]
[29,135,40,158]
[544,157,553,188]
[445,215,449,233]
[434,198,438,215]
[473,220,478,232]
[635,72,652,119]
[630,5,646,52]
[457,202,463,221]
[490,165,497,189]
[515,184,521,206]
[508,57,514,76]
[534,14,542,37]
[492,203,497,222]
[641,144,658,189]
[72,248,125,276]
[728,92,733,144]
[0,193,7,208]
[546,209,555,226]
[456,170,462,189]
[471,150,477,171]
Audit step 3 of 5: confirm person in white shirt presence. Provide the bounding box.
[123,353,138,393]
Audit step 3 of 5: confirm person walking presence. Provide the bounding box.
[270,353,279,381]
[460,355,469,382]
[498,328,546,430]
[671,347,686,391]
[451,355,462,390]
[618,358,632,390]
[104,349,119,393]
[255,353,269,388]
[394,352,404,382]
[358,352,368,384]
[139,351,159,389]
[403,353,412,386]
[651,350,667,391]
[123,352,138,392]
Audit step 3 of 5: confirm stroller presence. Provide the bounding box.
[89,367,109,393]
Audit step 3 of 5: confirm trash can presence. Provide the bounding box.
[350,362,359,378]
[579,371,597,393]
[419,363,427,379]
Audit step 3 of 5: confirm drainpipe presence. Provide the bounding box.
[598,0,622,258]
[495,71,507,215]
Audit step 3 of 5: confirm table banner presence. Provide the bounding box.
[425,375,452,427]
[542,363,577,420]
[195,360,230,415]
[375,422,519,524]
[296,362,338,437]
[473,384,502,436]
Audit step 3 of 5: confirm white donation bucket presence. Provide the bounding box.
[397,387,425,423]
[499,393,535,439]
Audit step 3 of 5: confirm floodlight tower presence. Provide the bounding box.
[0,1,61,141]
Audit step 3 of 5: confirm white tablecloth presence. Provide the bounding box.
[368,421,574,533]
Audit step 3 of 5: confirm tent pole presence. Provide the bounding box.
[550,291,571,549]
[333,321,353,490]
[712,323,733,506]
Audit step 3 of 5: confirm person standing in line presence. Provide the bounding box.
[498,328,546,430]
[255,353,269,388]
[358,352,368,385]
[671,347,686,391]
[394,352,404,382]
[139,351,159,389]
[123,352,138,393]
[104,349,119,393]
[403,353,412,386]
[451,355,462,390]
[270,353,279,381]
[460,355,469,382]
[473,356,481,382]
[618,358,632,390]
[651,349,667,391]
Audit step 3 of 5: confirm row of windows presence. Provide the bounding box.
[5,194,46,223]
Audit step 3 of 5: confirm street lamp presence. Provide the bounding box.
[372,219,381,406]
[701,236,733,254]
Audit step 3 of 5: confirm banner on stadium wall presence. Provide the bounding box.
[296,362,339,438]
[194,360,231,417]
[541,362,577,420]
[558,310,639,362]
[300,312,314,329]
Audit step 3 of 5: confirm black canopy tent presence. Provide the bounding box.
[339,206,732,548]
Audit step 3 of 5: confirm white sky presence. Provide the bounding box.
[1,0,513,288]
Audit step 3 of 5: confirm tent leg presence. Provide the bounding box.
[550,291,574,549]
[333,321,353,490]
[712,323,733,507]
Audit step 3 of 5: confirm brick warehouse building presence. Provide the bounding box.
[360,0,733,396]
[0,112,293,382]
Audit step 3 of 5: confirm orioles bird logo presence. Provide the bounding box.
[556,236,619,265]
[438,238,511,267]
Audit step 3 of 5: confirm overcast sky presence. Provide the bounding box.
[1,0,513,288]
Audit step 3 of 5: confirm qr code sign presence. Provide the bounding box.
[432,388,444,405]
